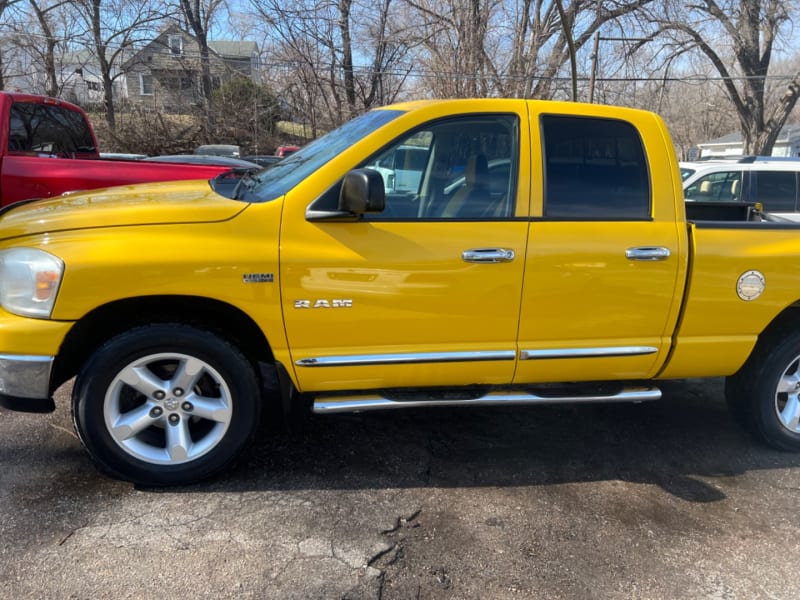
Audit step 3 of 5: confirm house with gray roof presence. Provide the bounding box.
[698,126,800,158]
[122,24,259,110]
[60,49,128,106]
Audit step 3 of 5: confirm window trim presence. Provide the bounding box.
[168,35,184,57]
[138,72,154,96]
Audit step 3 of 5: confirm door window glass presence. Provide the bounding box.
[360,114,519,220]
[684,171,743,202]
[542,115,650,219]
[752,171,797,211]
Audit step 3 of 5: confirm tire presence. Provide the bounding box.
[725,329,800,451]
[72,324,261,486]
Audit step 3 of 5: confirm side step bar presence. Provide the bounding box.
[313,386,661,414]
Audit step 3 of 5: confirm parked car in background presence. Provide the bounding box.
[679,161,707,180]
[99,153,147,161]
[0,92,234,207]
[143,155,260,169]
[194,144,241,158]
[276,145,300,157]
[244,155,282,168]
[683,157,800,216]
[368,144,430,192]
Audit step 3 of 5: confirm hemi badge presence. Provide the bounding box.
[243,273,274,283]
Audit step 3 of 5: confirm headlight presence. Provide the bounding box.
[0,248,64,318]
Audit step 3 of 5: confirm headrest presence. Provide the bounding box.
[465,154,488,185]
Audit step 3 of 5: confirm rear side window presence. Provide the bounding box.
[8,102,95,156]
[542,115,650,219]
[752,171,797,211]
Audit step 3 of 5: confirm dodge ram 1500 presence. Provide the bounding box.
[1,98,799,485]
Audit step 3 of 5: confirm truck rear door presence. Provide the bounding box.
[513,106,689,383]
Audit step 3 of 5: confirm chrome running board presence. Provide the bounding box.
[312,386,661,414]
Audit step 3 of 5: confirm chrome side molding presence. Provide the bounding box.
[297,350,516,367]
[313,385,661,414]
[519,346,658,360]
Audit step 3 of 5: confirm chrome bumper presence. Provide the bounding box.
[0,354,55,413]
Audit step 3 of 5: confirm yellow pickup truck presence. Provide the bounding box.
[1,98,799,485]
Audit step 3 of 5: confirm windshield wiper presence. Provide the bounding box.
[230,168,262,200]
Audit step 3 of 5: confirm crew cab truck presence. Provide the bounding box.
[2,98,800,486]
[0,92,235,206]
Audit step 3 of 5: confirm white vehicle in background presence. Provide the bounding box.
[682,156,800,220]
[370,144,430,192]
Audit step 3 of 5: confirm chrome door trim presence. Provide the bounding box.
[519,346,658,360]
[625,247,670,261]
[296,350,517,367]
[462,248,515,263]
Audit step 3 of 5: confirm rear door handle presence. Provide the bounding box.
[462,248,516,263]
[625,246,671,261]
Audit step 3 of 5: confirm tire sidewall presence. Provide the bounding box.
[73,324,260,485]
[745,332,800,451]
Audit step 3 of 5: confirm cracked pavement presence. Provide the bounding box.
[2,378,800,599]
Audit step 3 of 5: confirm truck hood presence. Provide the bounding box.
[0,180,247,239]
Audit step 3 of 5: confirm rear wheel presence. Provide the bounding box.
[726,330,800,451]
[72,324,261,485]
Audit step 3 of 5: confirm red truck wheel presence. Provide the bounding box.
[72,324,261,486]
[726,330,800,451]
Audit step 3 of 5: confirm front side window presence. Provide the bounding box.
[358,114,519,220]
[542,115,650,219]
[752,171,797,211]
[684,170,742,202]
[8,102,95,155]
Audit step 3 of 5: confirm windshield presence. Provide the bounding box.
[236,109,405,202]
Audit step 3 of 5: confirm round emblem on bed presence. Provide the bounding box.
[736,270,765,301]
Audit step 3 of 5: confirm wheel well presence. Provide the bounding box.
[758,304,800,347]
[52,296,275,390]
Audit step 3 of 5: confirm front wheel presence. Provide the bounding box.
[726,330,800,451]
[72,324,261,485]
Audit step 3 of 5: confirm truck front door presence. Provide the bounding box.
[281,109,531,392]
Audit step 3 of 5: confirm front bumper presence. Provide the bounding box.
[0,354,55,413]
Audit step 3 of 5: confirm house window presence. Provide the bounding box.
[168,35,183,56]
[139,73,153,95]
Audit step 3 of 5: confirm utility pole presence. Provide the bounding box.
[589,34,649,104]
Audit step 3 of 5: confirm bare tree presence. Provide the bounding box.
[403,0,498,97]
[0,0,24,90]
[248,0,407,129]
[651,0,800,155]
[27,0,72,96]
[176,0,225,110]
[403,0,652,100]
[71,0,164,130]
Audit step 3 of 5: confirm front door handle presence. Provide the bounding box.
[462,248,516,263]
[625,246,671,261]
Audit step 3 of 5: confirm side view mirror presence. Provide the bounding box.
[339,168,385,214]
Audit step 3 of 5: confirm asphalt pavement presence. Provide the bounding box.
[2,378,799,599]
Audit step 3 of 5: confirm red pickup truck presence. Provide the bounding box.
[0,92,234,206]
